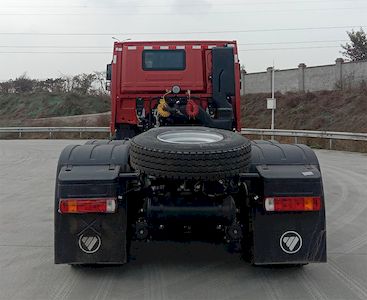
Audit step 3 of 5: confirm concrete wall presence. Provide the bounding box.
[274,68,299,93]
[242,71,271,94]
[342,61,367,88]
[241,59,367,95]
[304,65,335,92]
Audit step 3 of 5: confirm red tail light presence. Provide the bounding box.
[264,196,321,212]
[59,198,116,214]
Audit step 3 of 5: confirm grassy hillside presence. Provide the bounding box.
[1,89,366,151]
[1,89,366,134]
[241,89,367,133]
[0,92,109,125]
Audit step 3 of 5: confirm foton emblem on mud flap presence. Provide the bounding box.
[78,234,101,254]
[280,231,302,254]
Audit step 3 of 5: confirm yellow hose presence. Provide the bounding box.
[157,98,170,117]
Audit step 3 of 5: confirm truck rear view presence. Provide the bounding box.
[54,40,326,267]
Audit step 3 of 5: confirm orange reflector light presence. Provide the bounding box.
[264,196,321,212]
[59,198,116,214]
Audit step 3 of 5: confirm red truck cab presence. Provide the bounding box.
[107,41,242,138]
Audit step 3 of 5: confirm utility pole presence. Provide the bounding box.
[271,66,275,131]
[266,65,276,140]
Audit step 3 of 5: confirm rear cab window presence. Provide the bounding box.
[142,50,186,71]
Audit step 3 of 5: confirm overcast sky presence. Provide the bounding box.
[0,0,366,80]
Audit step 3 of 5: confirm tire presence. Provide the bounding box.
[85,140,128,145]
[130,126,251,180]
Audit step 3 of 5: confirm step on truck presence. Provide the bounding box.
[54,41,326,266]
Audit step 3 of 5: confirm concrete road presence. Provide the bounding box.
[1,140,367,300]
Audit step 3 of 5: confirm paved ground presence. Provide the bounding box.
[0,140,367,300]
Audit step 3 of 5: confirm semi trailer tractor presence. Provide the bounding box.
[54,40,326,265]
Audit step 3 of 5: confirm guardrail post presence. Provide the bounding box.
[19,130,22,139]
[329,139,333,150]
[80,131,82,139]
[49,131,52,139]
[295,136,298,144]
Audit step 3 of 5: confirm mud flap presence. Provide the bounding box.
[249,141,327,264]
[54,205,128,265]
[54,143,130,264]
[252,209,326,264]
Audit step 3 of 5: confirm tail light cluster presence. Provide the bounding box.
[264,196,321,212]
[59,198,117,214]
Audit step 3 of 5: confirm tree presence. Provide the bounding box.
[71,73,96,95]
[0,80,13,94]
[341,28,367,61]
[93,71,108,95]
[13,73,35,93]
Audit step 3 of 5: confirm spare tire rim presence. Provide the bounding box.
[157,130,224,144]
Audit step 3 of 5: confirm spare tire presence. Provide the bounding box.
[130,126,251,180]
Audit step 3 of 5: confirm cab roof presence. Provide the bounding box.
[115,40,237,46]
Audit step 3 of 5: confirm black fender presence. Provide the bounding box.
[54,141,131,264]
[246,140,326,265]
[249,140,320,169]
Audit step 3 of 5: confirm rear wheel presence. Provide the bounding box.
[130,126,251,180]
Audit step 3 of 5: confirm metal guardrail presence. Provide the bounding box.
[241,128,367,141]
[241,128,367,149]
[0,127,366,148]
[0,126,110,138]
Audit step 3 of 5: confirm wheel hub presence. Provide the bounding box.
[157,130,224,144]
